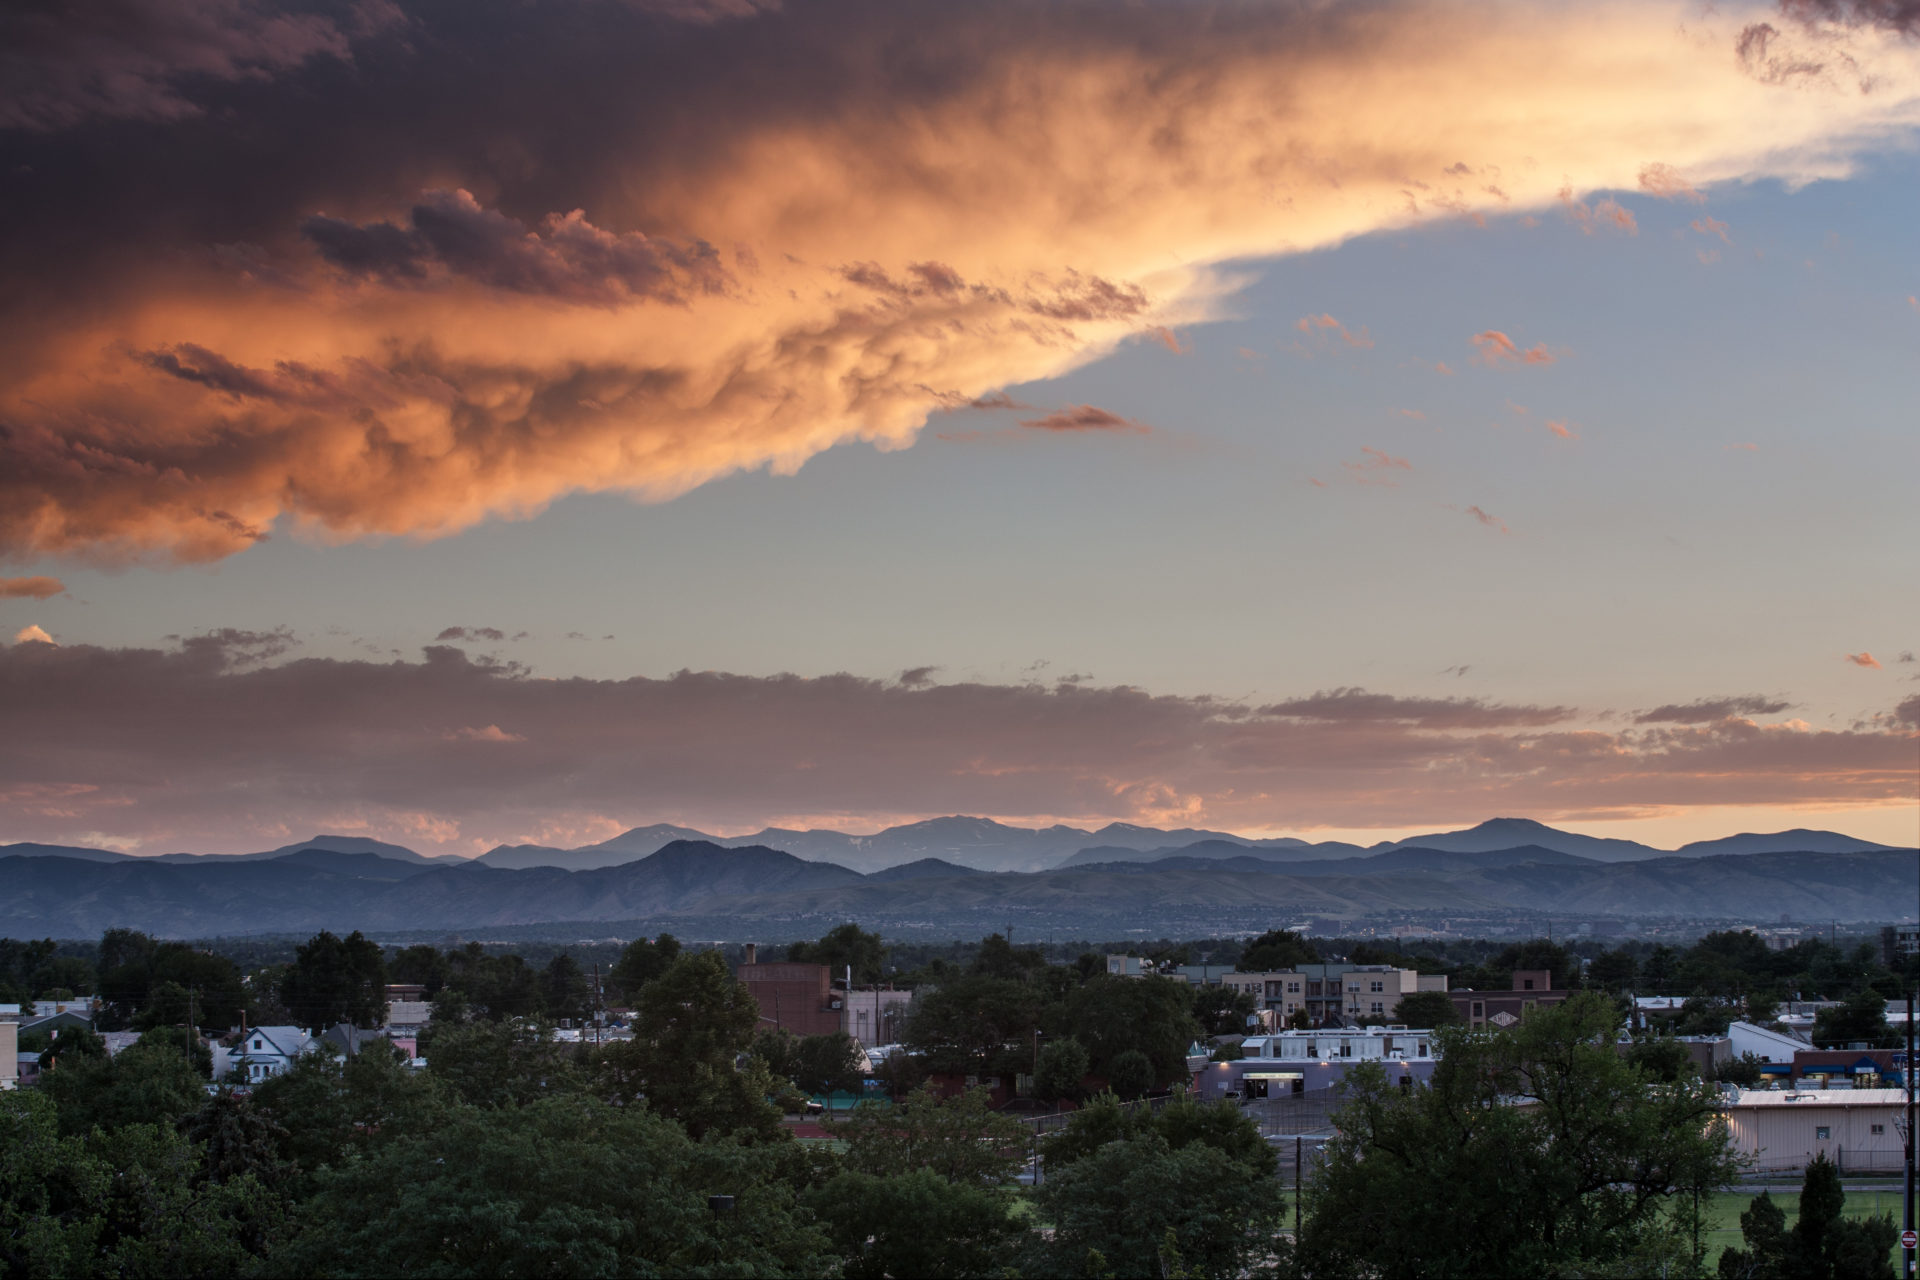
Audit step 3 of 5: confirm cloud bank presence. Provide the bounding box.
[0,638,1911,856]
[5,0,1920,564]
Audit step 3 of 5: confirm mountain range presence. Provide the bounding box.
[0,820,1910,939]
[471,815,1897,874]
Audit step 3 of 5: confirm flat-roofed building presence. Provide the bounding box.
[1722,1087,1912,1175]
[1448,970,1573,1028]
[1217,964,1445,1026]
[1196,1025,1441,1100]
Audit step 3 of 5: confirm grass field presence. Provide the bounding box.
[1701,1187,1912,1269]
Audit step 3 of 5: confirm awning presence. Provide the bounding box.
[1242,1072,1305,1081]
[1758,1064,1792,1073]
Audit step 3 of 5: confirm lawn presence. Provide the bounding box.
[1701,1186,1912,1269]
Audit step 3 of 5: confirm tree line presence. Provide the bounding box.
[14,958,1887,1277]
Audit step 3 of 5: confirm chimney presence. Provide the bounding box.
[744,943,758,966]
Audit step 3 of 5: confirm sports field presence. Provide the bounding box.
[1701,1187,1912,1269]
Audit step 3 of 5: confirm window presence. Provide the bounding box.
[252,1039,262,1050]
[1340,1042,1352,1058]
[1418,1042,1429,1056]
[1815,1127,1831,1141]
[1523,978,1536,990]
[1371,1002,1385,1014]
[1370,981,1384,993]
[1287,982,1300,993]
[1872,1124,1886,1135]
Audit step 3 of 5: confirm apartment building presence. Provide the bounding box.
[1216,963,1447,1025]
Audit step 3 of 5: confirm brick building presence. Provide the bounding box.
[1447,969,1573,1028]
[736,947,842,1037]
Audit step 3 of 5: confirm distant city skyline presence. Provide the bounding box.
[2,0,1916,858]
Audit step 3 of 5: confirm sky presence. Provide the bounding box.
[1,0,1916,858]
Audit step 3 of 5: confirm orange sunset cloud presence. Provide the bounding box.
[6,2,1920,565]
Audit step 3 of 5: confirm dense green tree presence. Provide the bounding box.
[0,1089,110,1275]
[969,932,1046,981]
[252,1042,451,1181]
[1641,943,1681,992]
[594,950,783,1141]
[1624,1035,1697,1082]
[273,1094,829,1277]
[442,944,544,1022]
[900,974,1041,1078]
[787,923,888,984]
[806,1169,1023,1279]
[541,952,593,1023]
[1106,1048,1153,1099]
[0,1090,283,1278]
[1044,1090,1271,1178]
[606,933,681,1002]
[1714,1052,1770,1089]
[1718,1191,1789,1280]
[1298,991,1741,1278]
[1239,929,1317,972]
[1192,983,1259,1035]
[385,944,451,993]
[279,931,388,1032]
[1790,1153,1897,1278]
[1391,989,1460,1027]
[1719,1155,1897,1279]
[1061,974,1199,1086]
[186,1091,294,1191]
[1028,1132,1287,1280]
[1152,1092,1277,1178]
[1813,988,1895,1047]
[1587,947,1639,993]
[1035,1036,1091,1105]
[788,1031,866,1096]
[45,1023,107,1069]
[835,1084,1028,1188]
[424,1018,583,1109]
[40,1037,207,1137]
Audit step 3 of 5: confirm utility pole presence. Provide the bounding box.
[1294,1135,1303,1239]
[1905,989,1914,1279]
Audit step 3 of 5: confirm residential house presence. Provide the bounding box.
[321,1023,388,1058]
[230,1025,315,1083]
[19,1009,93,1039]
[1448,970,1573,1028]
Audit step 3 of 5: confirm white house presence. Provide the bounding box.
[231,1026,316,1083]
